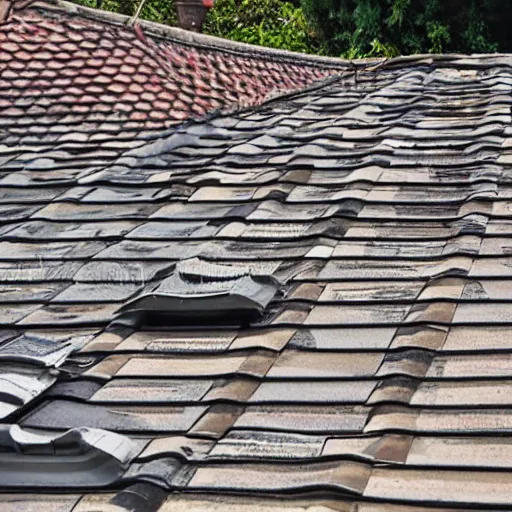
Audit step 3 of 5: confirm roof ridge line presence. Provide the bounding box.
[29,0,373,69]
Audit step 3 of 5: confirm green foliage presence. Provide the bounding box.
[203,0,318,53]
[72,0,318,53]
[301,0,512,56]
[426,21,450,53]
[72,0,177,24]
[71,0,512,57]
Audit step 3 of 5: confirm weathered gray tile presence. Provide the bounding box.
[90,379,213,403]
[209,430,325,460]
[365,468,512,505]
[189,460,371,493]
[21,401,207,433]
[267,351,384,378]
[289,328,396,350]
[235,405,369,433]
[249,381,376,403]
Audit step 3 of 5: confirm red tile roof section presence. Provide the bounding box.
[0,0,342,131]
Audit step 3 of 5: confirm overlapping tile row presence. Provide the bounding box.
[0,0,344,147]
[5,53,512,509]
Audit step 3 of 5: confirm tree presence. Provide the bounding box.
[300,0,512,57]
[73,0,318,53]
[203,0,318,53]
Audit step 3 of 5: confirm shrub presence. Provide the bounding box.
[301,0,511,57]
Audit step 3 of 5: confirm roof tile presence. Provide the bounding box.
[4,6,512,508]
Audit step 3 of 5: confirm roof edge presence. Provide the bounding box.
[32,0,368,69]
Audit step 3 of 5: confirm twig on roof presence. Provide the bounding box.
[127,0,146,26]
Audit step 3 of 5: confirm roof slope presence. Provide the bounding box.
[3,27,512,510]
[0,0,347,135]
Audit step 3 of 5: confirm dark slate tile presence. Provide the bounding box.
[0,304,43,324]
[4,221,139,241]
[21,401,208,433]
[80,187,173,203]
[0,331,91,366]
[43,380,103,401]
[93,240,204,260]
[107,483,168,512]
[0,283,66,302]
[126,221,220,240]
[0,241,107,260]
[0,187,66,204]
[0,204,42,221]
[150,202,242,220]
[123,457,195,488]
[247,201,335,222]
[73,261,171,283]
[52,283,141,303]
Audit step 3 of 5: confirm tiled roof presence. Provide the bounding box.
[3,4,512,507]
[0,0,347,137]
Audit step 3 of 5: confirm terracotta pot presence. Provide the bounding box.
[175,0,212,31]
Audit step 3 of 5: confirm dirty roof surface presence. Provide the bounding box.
[3,2,512,511]
[0,0,345,133]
